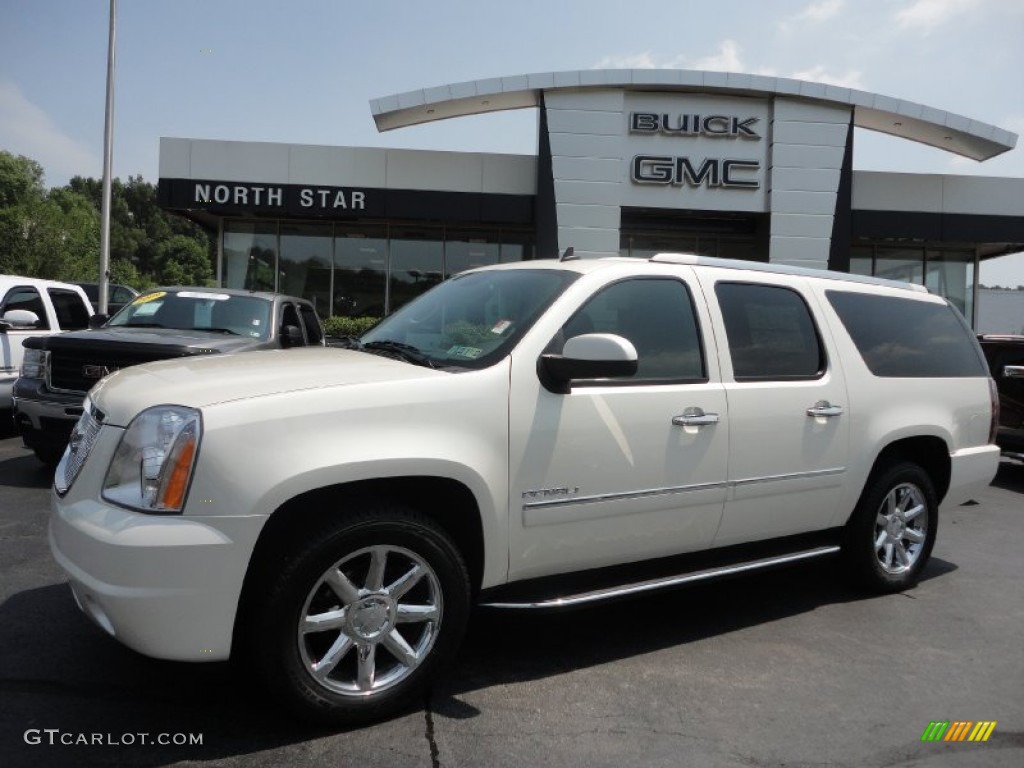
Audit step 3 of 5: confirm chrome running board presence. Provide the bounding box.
[479,545,841,609]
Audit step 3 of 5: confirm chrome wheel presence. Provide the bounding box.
[872,482,929,575]
[298,545,443,697]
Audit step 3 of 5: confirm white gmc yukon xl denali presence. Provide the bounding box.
[50,254,1000,723]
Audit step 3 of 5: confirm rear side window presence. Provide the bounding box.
[826,291,986,377]
[48,288,91,330]
[715,283,824,380]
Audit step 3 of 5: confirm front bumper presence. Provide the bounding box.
[0,374,13,409]
[49,425,266,661]
[12,378,85,448]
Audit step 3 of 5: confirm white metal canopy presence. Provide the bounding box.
[370,69,1017,162]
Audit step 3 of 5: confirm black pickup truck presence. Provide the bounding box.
[12,286,325,464]
[978,334,1024,462]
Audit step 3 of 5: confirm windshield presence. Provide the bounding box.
[106,290,272,340]
[360,268,578,369]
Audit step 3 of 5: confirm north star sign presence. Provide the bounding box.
[193,182,367,211]
[628,111,763,190]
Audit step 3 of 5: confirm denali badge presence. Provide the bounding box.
[83,364,117,379]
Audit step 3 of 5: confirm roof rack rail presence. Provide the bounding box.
[649,252,928,294]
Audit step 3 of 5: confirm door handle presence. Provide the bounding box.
[672,407,720,427]
[807,400,843,418]
[1004,365,1024,379]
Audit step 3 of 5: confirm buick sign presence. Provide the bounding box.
[629,112,761,139]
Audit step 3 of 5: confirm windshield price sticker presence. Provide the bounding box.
[132,292,166,305]
[446,345,483,359]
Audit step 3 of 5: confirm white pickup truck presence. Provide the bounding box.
[0,276,92,410]
[49,254,1000,724]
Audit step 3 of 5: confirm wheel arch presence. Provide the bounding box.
[231,475,486,658]
[857,435,951,514]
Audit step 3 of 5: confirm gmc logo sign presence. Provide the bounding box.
[631,156,760,189]
[83,365,118,379]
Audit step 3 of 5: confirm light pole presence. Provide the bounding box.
[98,0,117,316]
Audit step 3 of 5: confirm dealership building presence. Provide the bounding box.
[157,69,1024,324]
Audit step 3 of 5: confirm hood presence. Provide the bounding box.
[41,327,264,354]
[90,347,442,425]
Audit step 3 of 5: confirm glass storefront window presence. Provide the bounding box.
[220,221,532,319]
[224,221,277,292]
[280,223,332,317]
[621,233,698,259]
[445,230,500,276]
[718,239,763,261]
[874,247,924,284]
[849,246,873,277]
[389,227,444,313]
[334,226,387,318]
[500,234,534,263]
[927,249,974,321]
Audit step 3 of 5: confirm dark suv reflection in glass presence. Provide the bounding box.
[74,283,140,315]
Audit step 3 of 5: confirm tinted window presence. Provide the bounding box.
[107,291,271,340]
[112,286,136,304]
[826,290,986,377]
[48,288,91,330]
[716,283,823,380]
[299,305,323,344]
[552,278,705,382]
[0,286,50,329]
[281,303,305,345]
[76,283,99,301]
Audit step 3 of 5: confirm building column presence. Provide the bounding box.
[768,98,852,269]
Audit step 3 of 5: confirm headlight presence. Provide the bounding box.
[21,348,48,379]
[102,406,202,513]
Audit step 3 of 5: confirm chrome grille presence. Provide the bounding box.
[55,406,103,494]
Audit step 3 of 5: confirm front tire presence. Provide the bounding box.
[843,462,938,593]
[251,503,470,724]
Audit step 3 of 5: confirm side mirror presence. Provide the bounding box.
[0,309,41,331]
[280,324,305,348]
[88,314,109,329]
[539,333,638,393]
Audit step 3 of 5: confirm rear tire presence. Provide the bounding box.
[250,502,470,724]
[843,462,938,593]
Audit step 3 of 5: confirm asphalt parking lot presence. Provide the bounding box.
[0,424,1022,768]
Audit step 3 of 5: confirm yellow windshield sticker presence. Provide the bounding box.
[132,291,166,305]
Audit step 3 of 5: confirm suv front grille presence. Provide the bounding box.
[55,406,103,494]
[47,348,180,394]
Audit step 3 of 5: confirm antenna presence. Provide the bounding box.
[559,246,578,262]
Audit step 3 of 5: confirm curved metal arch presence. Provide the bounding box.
[370,69,1016,161]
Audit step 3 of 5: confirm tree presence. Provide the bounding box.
[156,235,213,286]
[67,174,214,284]
[0,152,99,279]
[0,151,45,208]
[1,152,215,287]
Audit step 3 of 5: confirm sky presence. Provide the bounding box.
[1,0,1023,284]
